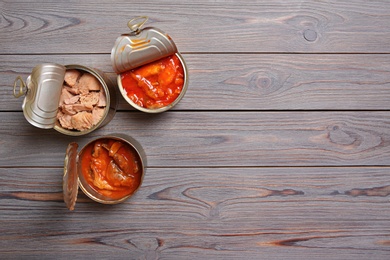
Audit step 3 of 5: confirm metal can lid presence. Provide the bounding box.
[14,63,66,129]
[63,142,79,211]
[111,16,178,74]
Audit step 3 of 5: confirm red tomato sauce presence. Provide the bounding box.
[79,138,142,200]
[120,55,184,109]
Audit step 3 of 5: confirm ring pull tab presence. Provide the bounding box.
[13,76,27,98]
[127,16,149,34]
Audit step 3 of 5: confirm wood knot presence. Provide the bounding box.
[303,29,317,42]
[128,237,162,251]
[345,185,390,197]
[254,76,272,89]
[224,70,290,96]
[328,125,361,146]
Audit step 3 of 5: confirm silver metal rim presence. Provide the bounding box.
[117,52,188,113]
[77,134,146,204]
[54,65,112,136]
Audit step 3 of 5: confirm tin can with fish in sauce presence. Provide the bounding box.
[63,134,146,210]
[111,16,189,113]
[13,64,117,136]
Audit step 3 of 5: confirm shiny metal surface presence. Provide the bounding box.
[112,17,189,113]
[14,64,117,135]
[63,134,146,208]
[63,142,79,211]
[111,16,178,74]
[14,63,66,129]
[54,65,118,136]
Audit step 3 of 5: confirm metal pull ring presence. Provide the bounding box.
[13,76,27,98]
[127,16,148,34]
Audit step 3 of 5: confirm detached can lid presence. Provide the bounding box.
[111,16,178,74]
[13,63,66,129]
[63,142,79,211]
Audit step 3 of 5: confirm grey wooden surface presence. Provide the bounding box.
[1,1,390,259]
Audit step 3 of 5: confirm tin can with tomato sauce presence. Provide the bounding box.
[111,16,189,113]
[63,134,146,210]
[13,64,117,136]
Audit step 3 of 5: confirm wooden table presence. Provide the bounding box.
[1,1,390,259]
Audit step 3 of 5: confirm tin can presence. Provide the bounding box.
[111,16,189,113]
[63,134,146,210]
[13,64,117,136]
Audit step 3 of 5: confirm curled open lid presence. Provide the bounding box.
[111,16,178,74]
[63,142,79,211]
[13,63,66,129]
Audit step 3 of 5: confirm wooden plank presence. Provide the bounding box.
[1,111,389,167]
[1,167,389,259]
[1,1,390,54]
[2,54,390,111]
[2,1,389,259]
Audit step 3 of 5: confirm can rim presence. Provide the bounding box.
[76,134,146,205]
[117,52,188,113]
[54,65,113,136]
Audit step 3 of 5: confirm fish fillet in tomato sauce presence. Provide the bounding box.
[79,139,142,200]
[120,55,184,109]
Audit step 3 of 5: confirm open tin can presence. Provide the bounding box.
[63,134,146,210]
[13,64,117,136]
[111,16,189,113]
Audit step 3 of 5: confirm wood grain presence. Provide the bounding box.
[2,54,390,111]
[1,111,389,167]
[1,167,389,259]
[1,1,390,259]
[1,0,390,54]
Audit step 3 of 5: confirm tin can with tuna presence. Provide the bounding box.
[13,64,117,136]
[111,16,189,113]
